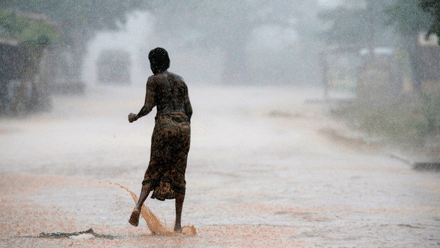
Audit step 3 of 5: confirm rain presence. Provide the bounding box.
[1,0,439,247]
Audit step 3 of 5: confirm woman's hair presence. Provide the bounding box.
[148,47,170,74]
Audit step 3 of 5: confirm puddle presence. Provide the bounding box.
[38,228,115,239]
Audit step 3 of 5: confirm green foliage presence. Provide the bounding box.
[332,98,429,148]
[385,0,433,36]
[318,0,394,47]
[419,0,440,38]
[331,96,435,149]
[1,0,148,79]
[21,21,60,50]
[0,9,30,37]
[1,0,147,36]
[0,8,60,50]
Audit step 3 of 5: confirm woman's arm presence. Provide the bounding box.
[128,78,156,123]
[183,83,192,121]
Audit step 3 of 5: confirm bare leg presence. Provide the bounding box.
[129,182,152,227]
[174,192,185,232]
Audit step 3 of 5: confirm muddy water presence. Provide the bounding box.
[112,182,196,236]
[0,85,439,247]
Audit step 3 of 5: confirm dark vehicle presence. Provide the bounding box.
[96,49,131,84]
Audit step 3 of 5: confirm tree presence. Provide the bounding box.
[386,0,433,37]
[146,0,318,85]
[419,0,440,39]
[1,0,148,81]
[385,0,435,90]
[318,0,396,49]
[386,0,440,145]
[0,9,61,113]
[0,9,60,50]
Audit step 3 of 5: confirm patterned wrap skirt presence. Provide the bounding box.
[142,112,191,201]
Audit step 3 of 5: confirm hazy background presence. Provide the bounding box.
[1,1,440,246]
[78,0,340,88]
[1,0,412,96]
[2,0,439,159]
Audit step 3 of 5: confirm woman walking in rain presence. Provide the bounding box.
[128,47,192,232]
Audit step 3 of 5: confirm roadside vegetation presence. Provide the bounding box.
[331,93,440,158]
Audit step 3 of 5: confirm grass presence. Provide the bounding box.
[331,94,439,153]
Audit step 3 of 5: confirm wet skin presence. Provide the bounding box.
[128,70,192,232]
[129,70,192,122]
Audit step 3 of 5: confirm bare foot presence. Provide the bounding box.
[174,225,182,233]
[129,209,140,227]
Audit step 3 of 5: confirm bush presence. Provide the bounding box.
[0,9,59,50]
[331,95,433,150]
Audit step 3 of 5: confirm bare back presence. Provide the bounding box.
[136,71,192,120]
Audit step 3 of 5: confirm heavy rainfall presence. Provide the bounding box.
[0,0,439,247]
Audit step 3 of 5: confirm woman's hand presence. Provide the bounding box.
[128,113,137,123]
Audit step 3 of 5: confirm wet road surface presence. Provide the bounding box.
[0,85,439,247]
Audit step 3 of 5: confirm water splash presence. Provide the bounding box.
[109,181,196,236]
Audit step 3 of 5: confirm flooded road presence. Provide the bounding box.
[1,85,439,247]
